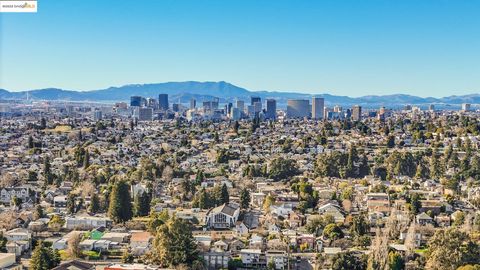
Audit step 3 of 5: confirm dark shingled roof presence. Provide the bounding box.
[52,260,94,270]
[208,203,239,216]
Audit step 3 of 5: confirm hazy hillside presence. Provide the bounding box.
[0,81,478,108]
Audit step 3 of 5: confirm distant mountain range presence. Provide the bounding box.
[0,81,478,108]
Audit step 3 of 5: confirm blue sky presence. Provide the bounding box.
[1,0,479,97]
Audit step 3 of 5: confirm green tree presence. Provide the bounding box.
[30,242,61,270]
[135,191,151,217]
[28,135,34,148]
[28,171,38,182]
[66,193,76,214]
[268,157,299,181]
[331,252,367,270]
[40,118,47,129]
[358,154,370,177]
[263,194,276,211]
[108,179,133,223]
[220,183,229,205]
[148,216,199,267]
[457,265,480,270]
[89,193,101,214]
[34,205,44,220]
[415,161,430,179]
[48,215,65,231]
[148,210,170,233]
[83,149,90,169]
[350,215,369,237]
[11,196,22,208]
[122,249,134,263]
[240,188,250,209]
[388,251,405,270]
[43,157,53,185]
[409,193,422,215]
[426,228,480,270]
[192,188,213,209]
[0,232,7,252]
[323,223,344,242]
[387,135,395,148]
[430,152,443,179]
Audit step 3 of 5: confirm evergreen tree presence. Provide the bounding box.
[346,146,358,177]
[233,121,240,133]
[350,215,369,237]
[66,194,76,214]
[220,183,229,205]
[358,154,370,177]
[43,157,53,185]
[0,233,7,252]
[415,161,430,179]
[89,193,100,214]
[28,171,38,182]
[40,118,47,129]
[240,188,250,209]
[30,242,60,270]
[426,228,480,269]
[108,179,133,223]
[193,188,211,209]
[28,135,34,148]
[387,135,395,148]
[268,157,299,181]
[149,216,199,267]
[429,152,443,179]
[409,193,422,214]
[135,191,151,217]
[34,205,44,220]
[83,150,90,169]
[331,251,366,270]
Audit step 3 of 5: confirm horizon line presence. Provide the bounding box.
[1,80,479,99]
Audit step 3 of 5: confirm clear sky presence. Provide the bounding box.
[1,0,479,97]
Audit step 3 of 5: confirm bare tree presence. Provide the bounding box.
[368,227,389,270]
[67,232,83,259]
[404,220,417,257]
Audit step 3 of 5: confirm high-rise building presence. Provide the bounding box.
[158,94,169,110]
[172,103,180,112]
[286,99,310,118]
[311,97,324,119]
[251,96,261,105]
[462,103,471,111]
[323,107,330,119]
[93,110,102,121]
[265,99,276,120]
[146,98,157,108]
[130,96,142,107]
[230,107,241,120]
[236,100,245,112]
[246,105,255,117]
[203,100,219,111]
[190,98,196,109]
[253,102,262,115]
[352,105,362,121]
[429,104,435,111]
[225,103,233,116]
[137,107,153,121]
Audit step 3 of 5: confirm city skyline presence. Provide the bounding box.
[1,0,480,97]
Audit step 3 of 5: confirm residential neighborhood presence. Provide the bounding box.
[0,96,479,270]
